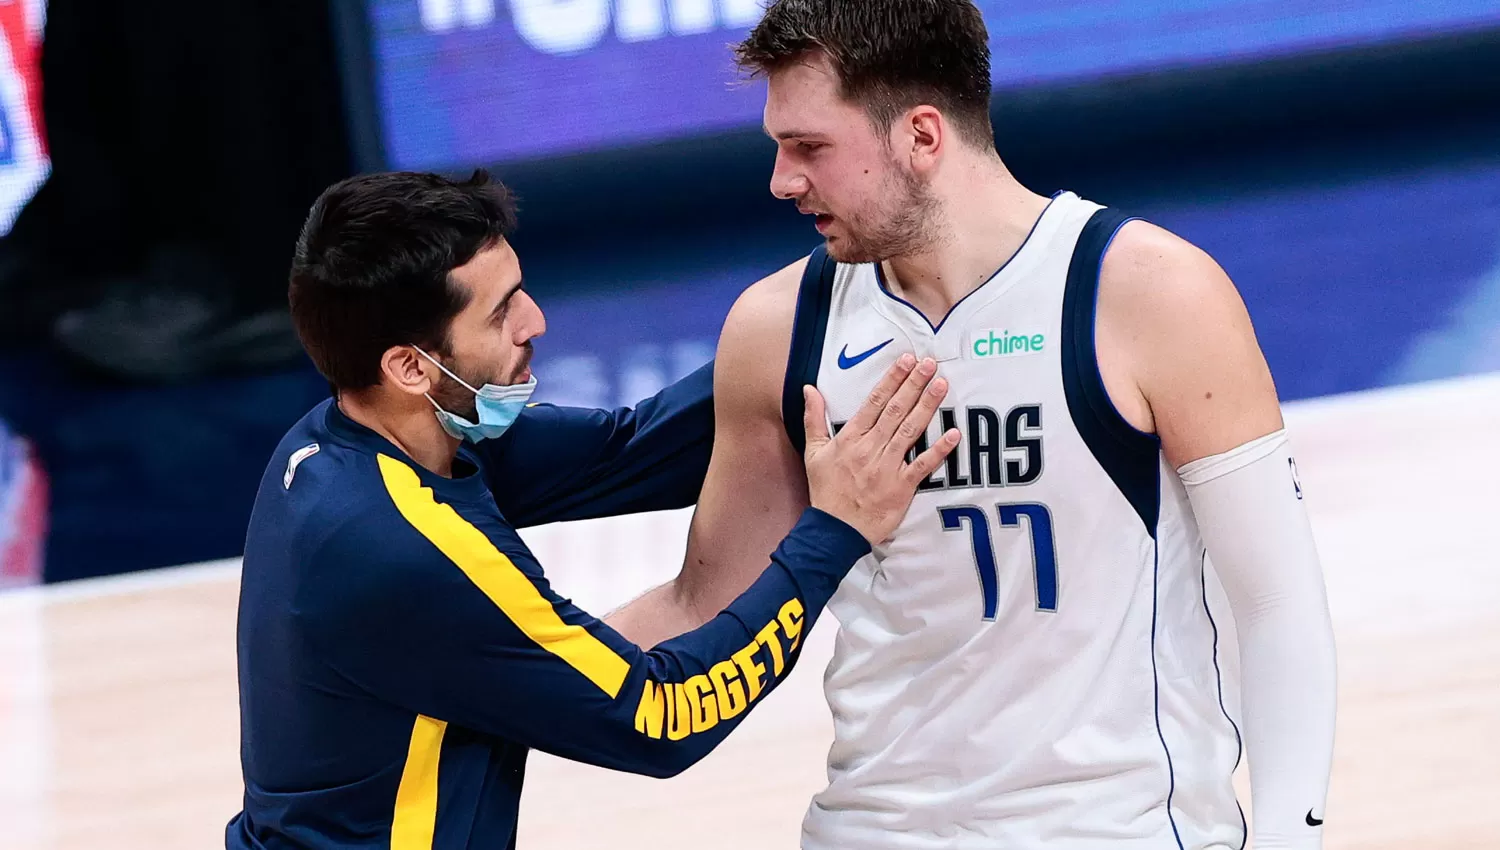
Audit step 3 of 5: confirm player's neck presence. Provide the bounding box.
[338,391,463,478]
[880,163,1050,326]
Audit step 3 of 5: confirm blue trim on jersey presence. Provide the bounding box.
[871,194,1061,334]
[1150,537,1188,850]
[783,246,839,455]
[1201,550,1249,850]
[1060,208,1163,536]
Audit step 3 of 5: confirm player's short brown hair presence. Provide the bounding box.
[735,0,995,150]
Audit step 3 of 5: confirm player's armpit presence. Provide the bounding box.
[607,259,811,649]
[1096,220,1284,468]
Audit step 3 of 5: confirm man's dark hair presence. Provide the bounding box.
[289,170,517,391]
[736,0,994,149]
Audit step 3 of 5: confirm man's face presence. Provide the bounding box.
[764,54,935,264]
[428,240,545,419]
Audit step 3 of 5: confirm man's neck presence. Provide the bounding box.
[338,391,462,478]
[881,162,1052,327]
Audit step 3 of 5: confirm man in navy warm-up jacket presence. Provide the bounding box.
[227,169,956,849]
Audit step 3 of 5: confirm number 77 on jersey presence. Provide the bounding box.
[939,503,1058,620]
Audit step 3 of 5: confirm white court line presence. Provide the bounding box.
[3,369,1495,606]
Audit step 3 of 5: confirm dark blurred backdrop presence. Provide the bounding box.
[0,1,1497,582]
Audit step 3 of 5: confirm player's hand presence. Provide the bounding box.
[802,355,960,545]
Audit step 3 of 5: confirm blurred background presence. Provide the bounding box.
[0,0,1497,584]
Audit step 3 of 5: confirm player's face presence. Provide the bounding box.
[764,55,935,264]
[429,240,545,419]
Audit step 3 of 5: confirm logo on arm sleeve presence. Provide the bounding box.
[284,443,320,489]
[633,598,806,740]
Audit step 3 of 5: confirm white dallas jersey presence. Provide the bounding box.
[786,193,1245,850]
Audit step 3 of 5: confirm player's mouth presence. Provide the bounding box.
[515,346,534,383]
[814,214,835,233]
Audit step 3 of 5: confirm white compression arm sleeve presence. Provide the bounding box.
[1178,430,1337,849]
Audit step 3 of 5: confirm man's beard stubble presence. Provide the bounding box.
[429,343,533,421]
[824,168,940,265]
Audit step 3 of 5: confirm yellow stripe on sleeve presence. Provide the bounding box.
[391,714,446,850]
[377,454,631,698]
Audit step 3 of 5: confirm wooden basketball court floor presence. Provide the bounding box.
[1,372,1497,849]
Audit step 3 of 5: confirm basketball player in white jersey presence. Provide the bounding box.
[607,2,1337,847]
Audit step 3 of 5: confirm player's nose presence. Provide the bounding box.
[770,150,807,200]
[512,290,546,342]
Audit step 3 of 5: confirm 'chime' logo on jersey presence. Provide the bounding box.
[968,328,1046,359]
[834,404,1045,492]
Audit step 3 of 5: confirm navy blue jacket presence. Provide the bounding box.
[227,364,868,849]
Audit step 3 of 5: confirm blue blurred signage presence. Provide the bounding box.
[366,0,1500,170]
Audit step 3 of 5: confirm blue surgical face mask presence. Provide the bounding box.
[415,347,537,443]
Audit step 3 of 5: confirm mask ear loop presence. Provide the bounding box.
[413,347,482,395]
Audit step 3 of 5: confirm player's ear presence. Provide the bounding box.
[382,346,434,398]
[905,105,943,174]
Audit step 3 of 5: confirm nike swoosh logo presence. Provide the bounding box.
[838,339,895,370]
[1306,810,1323,827]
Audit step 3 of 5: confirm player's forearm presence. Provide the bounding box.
[1179,430,1336,848]
[578,507,870,778]
[606,579,715,648]
[608,517,789,648]
[607,538,788,648]
[1236,602,1338,848]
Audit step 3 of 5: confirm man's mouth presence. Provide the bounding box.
[516,346,534,382]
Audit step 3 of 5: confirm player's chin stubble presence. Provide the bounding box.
[826,175,938,265]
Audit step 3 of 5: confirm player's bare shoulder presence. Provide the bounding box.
[722,255,806,350]
[1098,220,1248,329]
[1098,220,1267,372]
[714,255,809,417]
[1096,219,1280,459]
